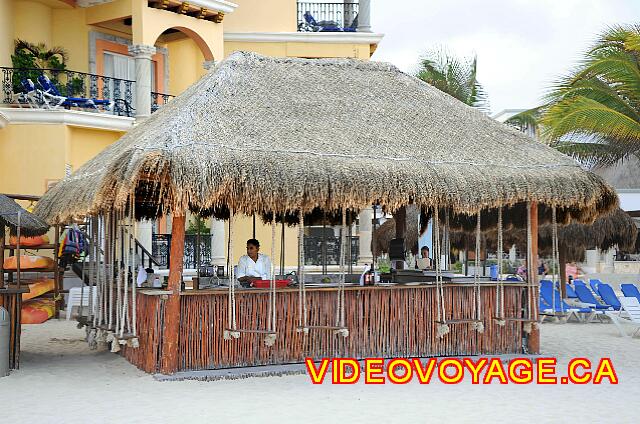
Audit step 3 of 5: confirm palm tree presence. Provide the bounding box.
[12,39,68,70]
[415,48,490,111]
[508,24,640,168]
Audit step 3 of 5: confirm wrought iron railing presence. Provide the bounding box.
[152,234,215,269]
[1,67,135,116]
[297,1,359,32]
[303,235,359,266]
[151,91,175,113]
[152,233,359,268]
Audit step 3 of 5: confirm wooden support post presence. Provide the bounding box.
[527,202,540,354]
[53,225,61,319]
[0,227,4,288]
[395,206,406,270]
[160,214,186,374]
[16,212,21,290]
[559,245,567,299]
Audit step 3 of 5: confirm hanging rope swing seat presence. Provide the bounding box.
[490,204,540,334]
[295,209,349,338]
[433,207,483,338]
[224,210,278,347]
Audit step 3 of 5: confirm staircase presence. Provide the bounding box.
[70,228,160,285]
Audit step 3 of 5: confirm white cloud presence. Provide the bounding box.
[371,0,640,113]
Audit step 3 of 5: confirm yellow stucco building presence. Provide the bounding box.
[0,0,382,268]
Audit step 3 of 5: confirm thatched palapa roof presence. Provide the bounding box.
[374,208,637,262]
[447,208,637,262]
[35,52,617,223]
[0,194,50,236]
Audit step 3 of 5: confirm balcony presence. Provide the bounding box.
[1,67,174,118]
[297,1,361,32]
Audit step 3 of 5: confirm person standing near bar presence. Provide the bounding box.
[416,246,432,270]
[237,239,273,285]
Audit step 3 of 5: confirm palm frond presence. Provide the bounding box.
[415,48,489,112]
[541,96,640,145]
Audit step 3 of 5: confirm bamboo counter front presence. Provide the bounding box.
[122,282,535,374]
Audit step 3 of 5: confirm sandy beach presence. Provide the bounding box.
[0,319,637,424]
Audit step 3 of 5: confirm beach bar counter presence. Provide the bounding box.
[126,281,532,373]
[34,52,617,375]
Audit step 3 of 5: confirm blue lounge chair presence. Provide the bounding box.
[574,285,611,310]
[589,279,602,294]
[13,79,40,107]
[621,283,640,303]
[301,11,357,32]
[37,75,111,111]
[573,279,587,287]
[540,280,592,322]
[597,283,621,311]
[553,280,577,298]
[565,283,578,299]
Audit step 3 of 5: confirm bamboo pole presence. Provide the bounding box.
[527,202,540,354]
[160,214,186,374]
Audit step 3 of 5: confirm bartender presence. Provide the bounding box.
[416,246,432,270]
[237,239,273,284]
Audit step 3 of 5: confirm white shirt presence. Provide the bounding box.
[237,253,272,279]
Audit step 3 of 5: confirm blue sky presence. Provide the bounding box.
[371,0,640,114]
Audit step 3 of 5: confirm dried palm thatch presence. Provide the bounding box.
[449,208,637,262]
[372,205,423,256]
[35,52,617,224]
[0,194,49,236]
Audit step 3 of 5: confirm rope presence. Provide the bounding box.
[131,195,138,345]
[78,228,87,322]
[495,207,506,326]
[115,210,122,339]
[120,204,131,339]
[297,211,308,333]
[473,211,485,333]
[434,207,449,338]
[551,206,562,313]
[224,210,239,340]
[264,219,278,347]
[334,208,349,337]
[108,212,114,333]
[87,217,96,323]
[96,215,103,330]
[444,212,451,270]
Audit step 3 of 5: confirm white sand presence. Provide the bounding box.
[1,320,639,424]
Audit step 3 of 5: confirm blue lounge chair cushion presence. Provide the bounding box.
[621,283,640,303]
[597,283,621,311]
[565,284,578,298]
[573,279,586,287]
[540,281,568,312]
[575,285,610,310]
[589,279,602,294]
[37,75,109,109]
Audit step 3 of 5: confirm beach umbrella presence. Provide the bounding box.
[0,194,49,236]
